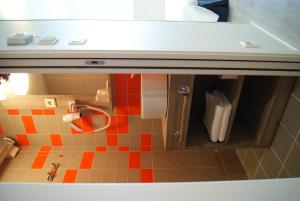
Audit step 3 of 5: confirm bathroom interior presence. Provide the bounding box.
[0,0,299,191]
[0,72,299,183]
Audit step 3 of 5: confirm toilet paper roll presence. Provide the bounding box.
[141,74,167,119]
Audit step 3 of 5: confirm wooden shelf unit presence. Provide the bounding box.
[163,74,296,150]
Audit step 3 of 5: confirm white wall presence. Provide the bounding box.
[0,0,196,21]
[230,0,300,49]
[0,0,134,20]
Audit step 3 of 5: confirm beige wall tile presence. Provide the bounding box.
[19,109,32,115]
[18,155,36,169]
[44,116,60,134]
[153,168,177,182]
[278,168,291,178]
[202,167,227,181]
[254,166,268,179]
[128,116,140,134]
[128,169,140,183]
[107,147,118,152]
[243,150,259,179]
[0,169,17,182]
[61,135,74,146]
[272,125,294,162]
[9,116,26,134]
[177,168,204,182]
[85,135,96,146]
[73,135,86,146]
[44,155,59,170]
[39,135,52,146]
[153,151,176,168]
[11,169,30,182]
[27,135,41,146]
[0,116,14,137]
[284,143,300,177]
[141,119,153,133]
[89,170,102,183]
[297,134,300,145]
[252,148,266,162]
[241,81,300,180]
[129,146,140,151]
[52,168,64,183]
[226,166,247,180]
[117,152,129,169]
[152,134,164,147]
[198,150,222,167]
[33,116,48,134]
[130,135,140,148]
[24,169,48,183]
[118,135,129,146]
[261,149,282,178]
[93,115,105,128]
[55,108,68,115]
[152,119,162,133]
[0,104,6,115]
[4,156,24,169]
[175,151,201,168]
[68,152,83,169]
[235,149,247,164]
[104,152,117,169]
[292,78,300,100]
[94,134,106,146]
[92,116,105,135]
[76,170,91,183]
[219,151,242,167]
[281,96,300,138]
[92,152,106,169]
[102,169,116,182]
[57,115,72,134]
[54,155,72,168]
[115,169,128,183]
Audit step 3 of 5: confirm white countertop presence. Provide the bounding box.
[0,178,300,201]
[0,20,299,62]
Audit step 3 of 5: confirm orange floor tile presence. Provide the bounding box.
[140,169,153,183]
[63,170,78,183]
[21,116,37,134]
[80,152,94,169]
[129,152,140,169]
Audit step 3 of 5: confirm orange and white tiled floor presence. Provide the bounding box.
[0,146,247,183]
[0,74,247,183]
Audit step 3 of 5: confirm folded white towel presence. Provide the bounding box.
[203,91,224,142]
[213,90,232,142]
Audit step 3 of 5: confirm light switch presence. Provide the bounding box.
[69,38,87,45]
[7,33,33,45]
[240,41,260,48]
[38,36,58,45]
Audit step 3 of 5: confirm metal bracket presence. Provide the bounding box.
[178,85,190,96]
[174,130,184,143]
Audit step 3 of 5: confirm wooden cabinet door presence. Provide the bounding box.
[162,75,194,150]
